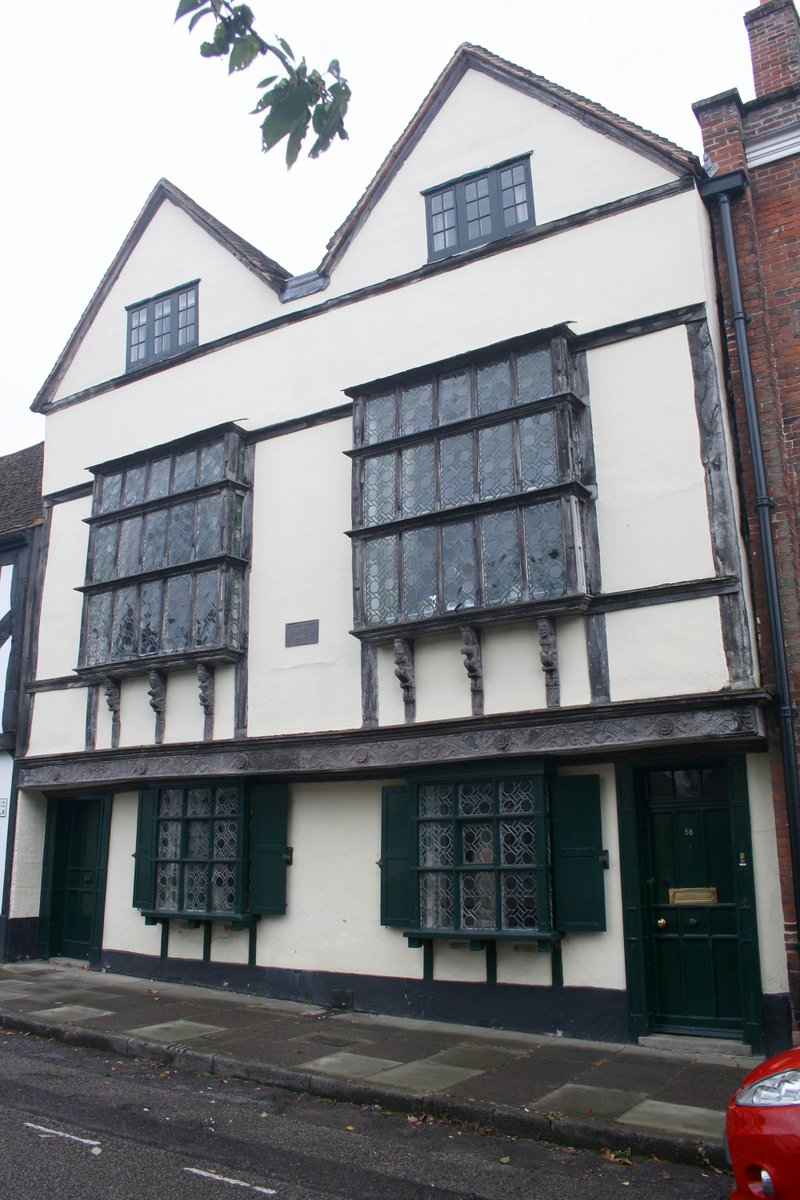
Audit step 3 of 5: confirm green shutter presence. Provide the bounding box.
[133,790,157,910]
[249,783,289,915]
[552,775,606,932]
[381,785,414,927]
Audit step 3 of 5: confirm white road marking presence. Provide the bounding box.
[25,1122,101,1147]
[183,1168,276,1194]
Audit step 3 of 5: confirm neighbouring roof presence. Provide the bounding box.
[32,179,292,413]
[319,43,701,275]
[0,442,44,537]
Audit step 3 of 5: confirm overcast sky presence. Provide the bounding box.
[0,0,757,456]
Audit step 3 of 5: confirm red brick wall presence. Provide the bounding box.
[746,0,800,97]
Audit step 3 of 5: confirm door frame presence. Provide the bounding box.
[39,793,112,964]
[617,757,764,1054]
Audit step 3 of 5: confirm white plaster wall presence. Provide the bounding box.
[27,689,88,755]
[414,635,472,724]
[556,616,592,708]
[0,753,11,904]
[247,422,361,737]
[0,563,11,696]
[9,790,46,919]
[747,754,790,994]
[103,792,162,956]
[119,677,156,747]
[163,671,205,745]
[35,497,90,679]
[433,942,490,983]
[169,924,206,960]
[606,597,728,702]
[213,665,237,741]
[41,191,711,497]
[589,326,715,593]
[209,924,249,964]
[261,781,420,979]
[482,624,546,715]
[54,201,284,403]
[558,764,626,991]
[496,941,554,986]
[324,68,678,299]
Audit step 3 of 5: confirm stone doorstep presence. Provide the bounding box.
[638,1034,756,1061]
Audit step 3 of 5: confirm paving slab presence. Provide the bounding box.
[126,1019,227,1042]
[531,1083,648,1119]
[365,1059,483,1092]
[299,1051,403,1078]
[425,1043,524,1069]
[28,1005,115,1022]
[617,1098,726,1140]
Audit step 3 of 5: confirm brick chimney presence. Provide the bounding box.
[745,0,800,96]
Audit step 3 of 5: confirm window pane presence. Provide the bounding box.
[400,383,433,435]
[111,586,136,660]
[142,509,168,572]
[187,820,210,857]
[195,494,222,559]
[139,579,164,656]
[364,392,395,445]
[441,520,478,612]
[500,164,530,227]
[363,455,396,526]
[402,526,437,619]
[439,434,473,509]
[419,821,454,867]
[198,439,225,485]
[516,347,552,402]
[502,873,538,929]
[499,778,535,813]
[463,822,494,864]
[116,515,143,577]
[92,524,118,583]
[168,502,194,566]
[438,370,471,425]
[123,465,147,507]
[523,502,566,599]
[429,188,456,252]
[193,570,219,648]
[478,423,515,500]
[461,871,496,928]
[228,568,244,648]
[184,864,208,912]
[464,175,492,241]
[158,819,181,858]
[163,574,191,653]
[459,782,493,816]
[519,410,559,490]
[99,473,122,515]
[482,510,522,606]
[364,536,398,624]
[401,443,435,518]
[215,787,239,816]
[147,457,171,500]
[85,592,112,666]
[212,865,237,912]
[501,819,536,865]
[156,864,180,912]
[173,449,197,492]
[187,788,213,816]
[418,784,454,818]
[419,872,454,929]
[477,359,512,414]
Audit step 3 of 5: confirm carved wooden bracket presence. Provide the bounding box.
[148,670,167,745]
[393,638,416,724]
[103,677,121,750]
[460,626,484,717]
[537,616,560,708]
[197,663,215,741]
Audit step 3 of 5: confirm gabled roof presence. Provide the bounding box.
[319,43,701,276]
[32,179,291,413]
[0,442,44,537]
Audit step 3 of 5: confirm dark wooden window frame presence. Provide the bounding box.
[423,155,535,261]
[126,281,199,372]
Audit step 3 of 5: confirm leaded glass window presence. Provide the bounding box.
[424,157,534,261]
[415,774,547,934]
[351,336,590,631]
[153,785,243,918]
[80,430,249,670]
[126,283,199,371]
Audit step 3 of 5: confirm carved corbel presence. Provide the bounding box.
[148,670,167,744]
[103,676,121,749]
[460,626,484,717]
[197,663,215,741]
[537,616,560,708]
[393,638,416,724]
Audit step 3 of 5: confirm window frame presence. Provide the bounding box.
[423,156,535,261]
[126,281,199,372]
[77,425,250,677]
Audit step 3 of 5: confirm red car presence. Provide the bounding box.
[726,1047,800,1199]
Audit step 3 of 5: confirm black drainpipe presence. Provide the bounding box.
[699,168,800,953]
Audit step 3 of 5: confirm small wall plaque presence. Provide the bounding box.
[669,887,718,905]
[285,619,319,647]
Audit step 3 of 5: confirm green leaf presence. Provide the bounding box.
[175,0,206,20]
[276,35,295,61]
[327,59,341,78]
[308,82,350,158]
[228,33,262,73]
[188,7,214,32]
[256,75,278,88]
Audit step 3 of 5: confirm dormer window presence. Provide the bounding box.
[424,157,534,261]
[126,282,199,371]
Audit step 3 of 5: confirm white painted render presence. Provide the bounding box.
[0,753,11,904]
[212,665,236,741]
[414,634,472,724]
[605,597,729,702]
[34,497,90,680]
[27,688,88,756]
[322,67,679,301]
[163,670,205,745]
[261,781,421,979]
[589,327,715,593]
[119,677,156,748]
[747,754,791,995]
[103,792,162,957]
[555,617,592,708]
[8,790,46,920]
[53,200,283,404]
[482,625,547,716]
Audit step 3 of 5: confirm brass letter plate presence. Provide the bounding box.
[669,887,718,905]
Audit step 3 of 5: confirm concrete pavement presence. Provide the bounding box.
[0,960,754,1170]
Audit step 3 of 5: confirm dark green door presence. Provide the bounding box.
[43,796,110,962]
[644,767,741,1038]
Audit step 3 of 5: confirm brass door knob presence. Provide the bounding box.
[656,918,667,929]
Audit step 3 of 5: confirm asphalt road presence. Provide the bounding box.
[0,1029,729,1199]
